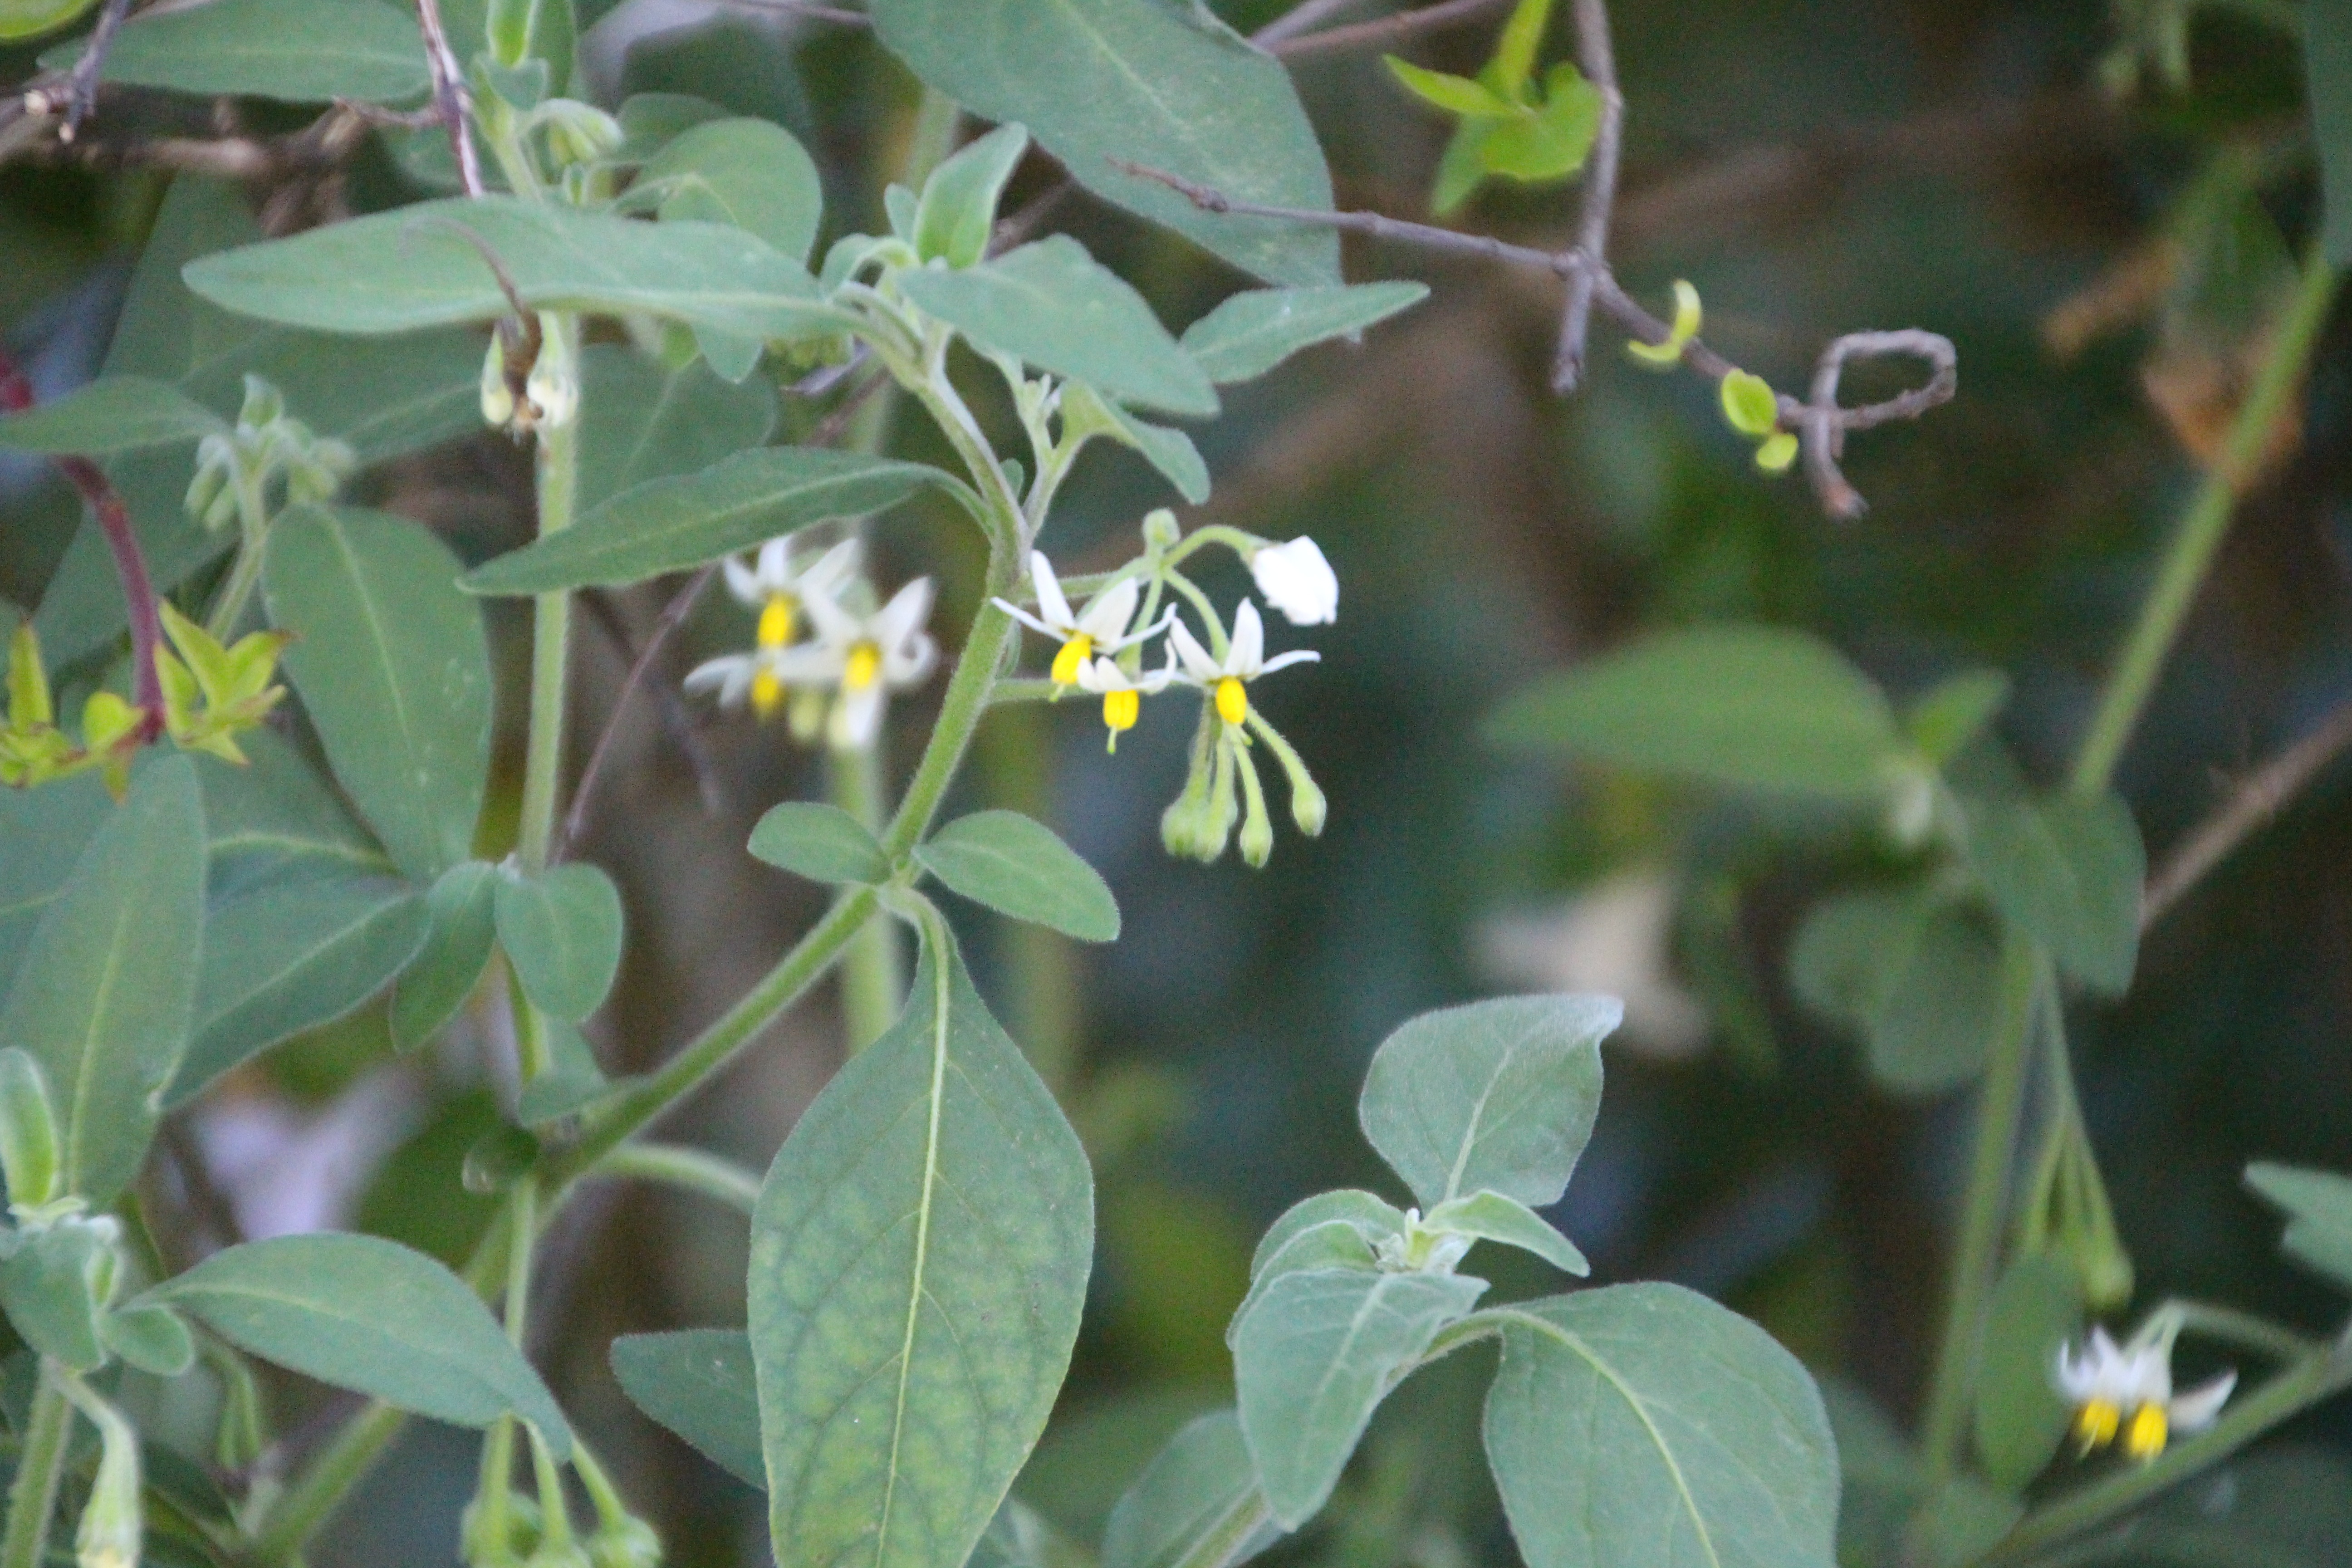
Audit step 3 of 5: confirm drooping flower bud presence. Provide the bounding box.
[1249,536,1338,626]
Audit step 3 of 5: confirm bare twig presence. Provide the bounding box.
[807,364,893,447]
[556,568,722,862]
[0,347,165,740]
[1272,0,1513,58]
[1252,0,1368,46]
[55,0,134,142]
[1551,0,1622,392]
[990,178,1072,256]
[14,99,374,181]
[1116,158,1957,517]
[413,0,484,196]
[2140,696,2352,930]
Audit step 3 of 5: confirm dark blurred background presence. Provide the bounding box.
[8,0,2352,1563]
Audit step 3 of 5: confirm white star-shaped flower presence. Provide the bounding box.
[2054,1324,2235,1461]
[993,552,1166,686]
[1168,600,1319,727]
[769,577,938,751]
[683,538,862,721]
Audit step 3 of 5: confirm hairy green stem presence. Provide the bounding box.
[203,469,272,641]
[1,1361,71,1568]
[1920,935,2043,1480]
[592,1142,762,1216]
[517,342,580,874]
[2069,253,2339,794]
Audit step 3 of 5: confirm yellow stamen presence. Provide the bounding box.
[845,641,882,692]
[1051,633,1094,686]
[1103,687,1140,740]
[1215,676,1247,727]
[2123,1403,2167,1462]
[758,594,796,651]
[2073,1399,2120,1453]
[750,666,784,720]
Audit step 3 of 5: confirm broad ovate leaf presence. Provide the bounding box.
[749,932,1091,1568]
[43,0,432,103]
[0,757,204,1205]
[1484,1284,1838,1568]
[573,344,779,514]
[0,376,223,453]
[1357,994,1615,1210]
[264,506,492,884]
[915,810,1120,942]
[642,117,824,265]
[494,863,625,1023]
[748,802,891,887]
[1178,282,1427,385]
[1788,883,2002,1095]
[611,1329,764,1488]
[1955,786,2142,997]
[149,1232,572,1451]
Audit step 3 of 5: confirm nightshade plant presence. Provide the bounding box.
[0,2,2347,1568]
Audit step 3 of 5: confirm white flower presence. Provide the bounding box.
[1250,536,1338,626]
[1075,649,1175,752]
[1168,599,1319,727]
[683,538,861,721]
[993,552,1164,686]
[2053,1324,2235,1461]
[770,577,938,751]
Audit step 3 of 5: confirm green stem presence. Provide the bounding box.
[591,1142,762,1216]
[2069,253,2338,795]
[518,332,580,875]
[203,470,272,641]
[834,745,903,1050]
[1,1361,71,1568]
[1920,934,2043,1481]
[1978,1339,2352,1565]
[2164,1299,2320,1363]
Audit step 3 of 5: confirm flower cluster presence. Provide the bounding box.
[995,516,1336,867]
[684,537,937,752]
[2053,1322,2235,1463]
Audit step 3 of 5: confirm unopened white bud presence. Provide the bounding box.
[1249,536,1338,626]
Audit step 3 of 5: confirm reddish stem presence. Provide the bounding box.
[0,348,167,740]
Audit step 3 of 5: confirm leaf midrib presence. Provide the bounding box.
[873,943,955,1563]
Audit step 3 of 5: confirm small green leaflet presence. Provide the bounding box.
[264,506,492,885]
[390,861,500,1052]
[610,1329,764,1488]
[747,802,891,886]
[147,1232,572,1452]
[494,863,625,1023]
[2246,1162,2352,1292]
[642,118,825,265]
[1483,1285,1839,1568]
[185,197,846,341]
[0,376,223,453]
[913,123,1030,271]
[42,0,432,103]
[897,237,1219,418]
[1248,1190,1407,1279]
[465,449,954,594]
[1789,882,2003,1095]
[0,1220,112,1370]
[749,931,1091,1568]
[1102,1410,1282,1568]
[1178,283,1428,385]
[1225,1220,1378,1350]
[1955,784,2143,997]
[1489,624,1912,797]
[1971,1257,2082,1490]
[0,757,205,1207]
[1357,994,1615,1209]
[1420,1190,1588,1275]
[915,810,1121,942]
[1059,383,1210,506]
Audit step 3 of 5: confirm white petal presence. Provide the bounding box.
[722,554,762,607]
[886,632,938,688]
[1256,649,1321,676]
[877,577,936,650]
[1251,536,1339,626]
[831,684,885,750]
[1076,657,1125,694]
[1168,618,1222,683]
[1107,603,1179,653]
[769,645,844,684]
[684,653,755,706]
[1075,577,1142,643]
[2053,1343,2098,1403]
[801,537,862,597]
[2168,1371,2236,1432]
[1229,600,1264,675]
[800,586,862,649]
[993,597,1062,638]
[2120,1344,2173,1407]
[1029,550,1074,631]
[757,536,792,589]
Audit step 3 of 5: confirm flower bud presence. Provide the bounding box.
[1235,747,1273,867]
[0,1049,63,1216]
[72,1388,142,1568]
[236,373,284,431]
[1249,536,1338,626]
[182,452,229,529]
[526,318,578,431]
[481,337,518,430]
[1140,507,1181,552]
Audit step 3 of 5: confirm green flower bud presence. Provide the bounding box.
[1141,507,1181,552]
[481,336,518,430]
[1235,745,1274,867]
[0,1048,62,1216]
[236,373,284,431]
[68,1383,141,1568]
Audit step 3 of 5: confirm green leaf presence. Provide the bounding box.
[914,123,1030,270]
[1232,1266,1484,1528]
[2307,0,2352,265]
[43,0,431,103]
[1225,1220,1379,1351]
[0,376,223,453]
[1904,1478,2026,1568]
[103,1301,196,1377]
[1488,625,1910,798]
[0,0,94,45]
[169,877,428,1106]
[0,776,113,994]
[1905,671,2009,767]
[1102,1410,1281,1568]
[148,1233,572,1451]
[2246,1162,2352,1291]
[968,1500,1088,1568]
[1476,63,1602,183]
[868,0,1337,287]
[897,237,1218,418]
[0,1220,111,1370]
[184,196,843,341]
[1356,995,1615,1210]
[1384,56,1521,117]
[1971,1256,2082,1491]
[1178,283,1427,386]
[1484,1284,1839,1568]
[464,449,951,594]
[1421,1190,1588,1275]
[643,118,824,265]
[1248,1190,1407,1279]
[1059,383,1209,505]
[748,802,891,886]
[263,506,493,885]
[515,1018,612,1126]
[1720,370,1781,436]
[390,861,500,1053]
[0,758,205,1206]
[748,932,1091,1568]
[915,809,1121,942]
[494,863,624,1023]
[1955,786,2143,996]
[610,1329,764,1489]
[197,733,393,897]
[1788,883,2003,1095]
[574,345,779,514]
